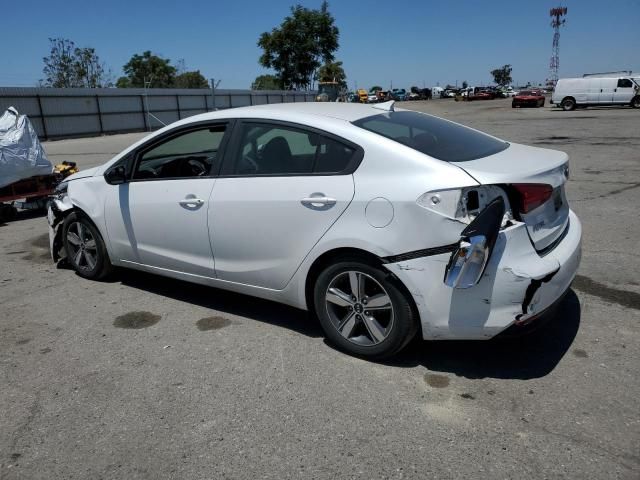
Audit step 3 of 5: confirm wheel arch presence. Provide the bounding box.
[50,201,105,262]
[303,247,421,335]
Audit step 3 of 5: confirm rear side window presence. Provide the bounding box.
[353,111,508,162]
[232,122,356,176]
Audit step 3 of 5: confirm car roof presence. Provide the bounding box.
[178,102,385,125]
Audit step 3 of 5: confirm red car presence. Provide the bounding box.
[512,90,545,108]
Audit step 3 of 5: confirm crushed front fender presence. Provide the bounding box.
[47,196,74,262]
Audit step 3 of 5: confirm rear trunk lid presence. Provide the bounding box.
[456,143,570,252]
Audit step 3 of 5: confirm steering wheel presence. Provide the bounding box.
[186,157,209,176]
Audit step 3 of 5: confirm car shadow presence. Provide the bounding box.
[118,269,324,338]
[0,208,46,226]
[110,268,580,378]
[381,289,581,380]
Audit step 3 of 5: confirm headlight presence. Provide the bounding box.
[54,181,69,198]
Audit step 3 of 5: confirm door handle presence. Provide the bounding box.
[179,198,204,206]
[301,196,336,207]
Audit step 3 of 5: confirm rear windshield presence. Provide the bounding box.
[353,111,509,162]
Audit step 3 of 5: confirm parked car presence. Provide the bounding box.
[367,91,379,103]
[551,76,640,110]
[512,90,546,108]
[357,89,368,103]
[48,102,581,359]
[391,89,408,101]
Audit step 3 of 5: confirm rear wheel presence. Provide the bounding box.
[561,97,576,111]
[631,96,640,109]
[62,211,114,280]
[313,260,417,359]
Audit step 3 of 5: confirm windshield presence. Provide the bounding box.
[353,111,509,162]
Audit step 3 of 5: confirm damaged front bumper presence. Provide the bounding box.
[384,210,582,340]
[47,196,73,262]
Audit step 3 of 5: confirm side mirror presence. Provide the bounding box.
[105,165,127,185]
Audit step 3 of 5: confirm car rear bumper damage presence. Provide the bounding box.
[384,210,581,340]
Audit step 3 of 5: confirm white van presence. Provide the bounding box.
[551,76,640,110]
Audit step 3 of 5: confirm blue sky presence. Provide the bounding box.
[4,0,639,89]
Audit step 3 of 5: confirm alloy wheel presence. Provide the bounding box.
[325,271,394,346]
[66,221,98,271]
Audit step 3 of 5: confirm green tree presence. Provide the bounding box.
[175,70,208,88]
[42,38,77,87]
[115,76,131,88]
[317,61,346,88]
[462,80,468,89]
[369,85,382,92]
[490,65,513,86]
[119,51,176,88]
[251,74,283,90]
[258,1,339,89]
[74,47,112,87]
[42,38,112,88]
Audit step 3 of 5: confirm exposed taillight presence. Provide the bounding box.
[512,183,553,214]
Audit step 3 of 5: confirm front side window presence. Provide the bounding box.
[133,125,226,180]
[617,78,633,88]
[353,111,508,162]
[232,123,356,175]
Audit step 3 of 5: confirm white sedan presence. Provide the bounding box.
[48,101,581,359]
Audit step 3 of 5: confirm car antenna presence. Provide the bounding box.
[372,100,395,112]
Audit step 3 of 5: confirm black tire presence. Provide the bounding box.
[313,259,418,359]
[631,96,640,109]
[62,211,114,280]
[561,97,576,111]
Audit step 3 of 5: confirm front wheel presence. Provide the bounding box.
[631,96,640,109]
[62,211,114,280]
[313,260,417,359]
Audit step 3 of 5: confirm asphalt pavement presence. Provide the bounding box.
[1,99,638,479]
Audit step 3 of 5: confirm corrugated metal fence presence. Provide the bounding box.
[0,87,316,140]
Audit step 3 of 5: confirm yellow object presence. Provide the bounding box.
[357,89,368,103]
[54,161,79,178]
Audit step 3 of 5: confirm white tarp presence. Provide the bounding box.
[0,107,52,189]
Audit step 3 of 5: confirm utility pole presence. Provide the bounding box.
[143,76,153,131]
[210,78,221,111]
[548,6,568,87]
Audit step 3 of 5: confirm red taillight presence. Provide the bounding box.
[512,183,553,213]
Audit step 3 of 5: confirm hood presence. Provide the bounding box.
[65,166,100,182]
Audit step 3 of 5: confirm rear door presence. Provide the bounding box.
[209,120,359,289]
[586,79,601,103]
[599,78,616,103]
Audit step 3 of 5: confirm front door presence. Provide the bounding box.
[209,121,359,290]
[105,124,229,278]
[612,78,635,104]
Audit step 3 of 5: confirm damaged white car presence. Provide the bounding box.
[48,101,581,359]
